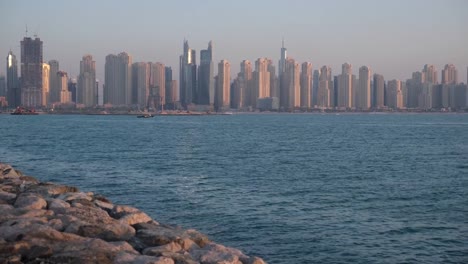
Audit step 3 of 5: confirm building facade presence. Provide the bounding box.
[214,60,230,111]
[21,36,43,107]
[104,52,132,106]
[198,41,214,105]
[77,55,97,107]
[6,51,20,107]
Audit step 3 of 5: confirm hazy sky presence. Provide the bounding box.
[1,0,467,84]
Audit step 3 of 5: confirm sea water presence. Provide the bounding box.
[1,113,467,263]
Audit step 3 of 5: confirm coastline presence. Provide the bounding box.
[0,163,266,264]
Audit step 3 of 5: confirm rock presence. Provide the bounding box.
[0,204,14,211]
[111,205,141,218]
[157,252,200,264]
[48,218,64,231]
[0,190,16,204]
[143,241,183,256]
[14,193,47,210]
[137,226,210,248]
[57,191,93,202]
[37,237,138,264]
[0,164,21,178]
[189,243,249,264]
[94,199,114,212]
[26,182,79,197]
[24,244,54,260]
[119,211,153,226]
[77,223,136,241]
[178,238,199,251]
[47,198,71,210]
[0,163,266,264]
[114,252,175,264]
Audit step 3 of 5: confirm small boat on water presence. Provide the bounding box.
[11,107,39,115]
[136,114,154,118]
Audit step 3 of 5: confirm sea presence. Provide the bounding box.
[1,113,467,263]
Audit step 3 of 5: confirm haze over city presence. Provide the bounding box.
[1,0,467,84]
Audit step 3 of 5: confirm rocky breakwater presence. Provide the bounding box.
[0,163,266,264]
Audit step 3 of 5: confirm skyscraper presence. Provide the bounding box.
[441,64,458,85]
[387,79,403,109]
[281,58,300,109]
[78,55,97,107]
[253,58,271,108]
[179,40,197,108]
[0,76,6,97]
[164,67,174,107]
[6,51,20,107]
[312,69,320,107]
[423,64,437,84]
[215,60,230,111]
[337,63,353,109]
[317,66,332,108]
[278,40,287,107]
[373,74,385,108]
[267,59,278,99]
[20,36,43,107]
[300,62,312,108]
[240,60,253,108]
[104,52,132,106]
[48,60,60,104]
[279,39,287,78]
[41,63,50,106]
[198,41,214,105]
[57,71,71,104]
[149,62,165,109]
[132,62,149,108]
[357,66,371,110]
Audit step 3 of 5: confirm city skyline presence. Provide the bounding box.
[1,0,467,84]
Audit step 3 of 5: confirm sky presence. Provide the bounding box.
[1,0,467,84]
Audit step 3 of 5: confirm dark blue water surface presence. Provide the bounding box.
[1,113,468,263]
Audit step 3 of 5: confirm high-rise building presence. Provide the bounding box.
[267,59,278,100]
[57,71,71,104]
[48,60,60,104]
[386,79,403,109]
[164,67,175,107]
[0,76,6,97]
[131,62,149,108]
[373,74,385,108]
[21,36,43,107]
[179,40,197,108]
[41,63,50,106]
[278,39,287,78]
[198,41,214,105]
[231,76,244,109]
[6,51,20,107]
[357,66,371,110]
[0,75,5,98]
[148,62,165,109]
[77,55,97,107]
[337,63,353,109]
[240,60,253,108]
[281,58,300,109]
[423,64,437,84]
[441,64,458,85]
[312,69,320,107]
[68,78,77,103]
[104,52,132,106]
[300,62,312,108]
[214,60,230,111]
[317,66,332,108]
[252,58,271,108]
